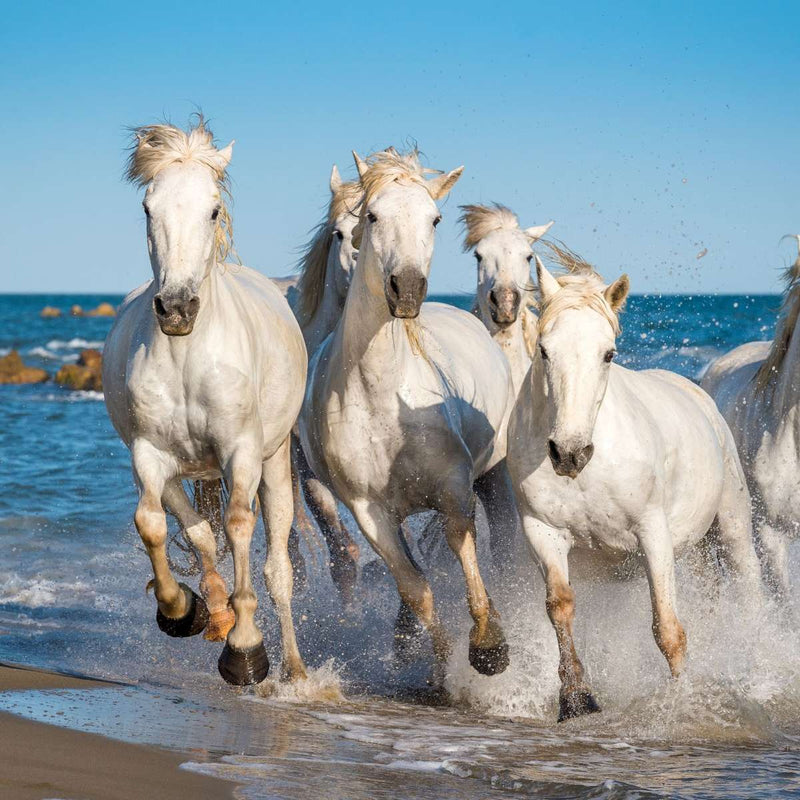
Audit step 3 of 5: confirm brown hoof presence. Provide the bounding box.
[558,689,601,722]
[393,602,425,665]
[156,584,208,638]
[218,642,270,686]
[204,605,236,642]
[468,640,510,676]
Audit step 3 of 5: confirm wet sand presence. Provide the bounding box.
[0,663,235,800]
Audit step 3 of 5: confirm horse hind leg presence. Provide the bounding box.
[260,436,307,682]
[132,441,207,637]
[162,480,235,642]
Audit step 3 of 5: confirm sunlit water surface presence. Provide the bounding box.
[1,292,799,799]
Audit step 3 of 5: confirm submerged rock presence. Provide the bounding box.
[0,351,49,384]
[55,349,103,391]
[40,306,62,318]
[70,305,84,316]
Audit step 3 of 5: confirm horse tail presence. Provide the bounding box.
[193,478,229,561]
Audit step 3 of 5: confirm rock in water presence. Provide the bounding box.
[55,349,103,391]
[86,302,116,317]
[40,306,62,318]
[0,351,49,384]
[70,304,84,316]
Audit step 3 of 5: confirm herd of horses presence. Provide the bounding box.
[102,118,800,721]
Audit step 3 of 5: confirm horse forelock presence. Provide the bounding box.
[755,237,800,392]
[126,116,236,264]
[296,178,363,325]
[359,149,430,209]
[459,203,521,251]
[538,274,621,337]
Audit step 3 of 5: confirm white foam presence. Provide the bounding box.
[0,572,97,608]
[46,338,104,350]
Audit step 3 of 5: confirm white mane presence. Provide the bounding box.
[459,203,521,250]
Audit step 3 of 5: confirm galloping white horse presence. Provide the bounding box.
[461,203,552,395]
[103,119,308,684]
[702,237,800,595]
[300,149,514,678]
[507,257,762,720]
[289,165,363,604]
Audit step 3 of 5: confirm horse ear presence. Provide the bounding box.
[427,166,464,200]
[330,164,342,193]
[535,255,561,301]
[352,151,368,178]
[604,274,630,311]
[524,221,554,242]
[214,140,235,170]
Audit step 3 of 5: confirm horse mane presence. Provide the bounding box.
[459,203,521,250]
[125,115,236,264]
[359,148,431,207]
[295,179,362,325]
[755,235,800,391]
[537,240,622,335]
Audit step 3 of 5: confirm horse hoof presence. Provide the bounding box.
[558,689,601,722]
[156,584,209,638]
[394,602,425,665]
[218,642,270,686]
[468,640,510,676]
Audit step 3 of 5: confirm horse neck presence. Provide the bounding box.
[339,249,408,369]
[304,252,347,355]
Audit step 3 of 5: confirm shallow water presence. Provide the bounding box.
[2,291,799,799]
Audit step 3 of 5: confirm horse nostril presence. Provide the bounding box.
[187,296,200,315]
[579,443,595,467]
[389,274,400,298]
[153,295,167,317]
[548,439,560,463]
[489,289,497,307]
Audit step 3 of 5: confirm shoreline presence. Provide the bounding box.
[0,663,236,800]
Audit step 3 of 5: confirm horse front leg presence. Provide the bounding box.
[260,436,307,681]
[639,513,687,678]
[162,480,235,642]
[443,512,509,676]
[132,440,208,637]
[217,448,268,686]
[522,515,600,721]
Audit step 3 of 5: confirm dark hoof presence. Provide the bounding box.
[558,689,601,722]
[393,602,426,665]
[156,583,209,638]
[218,642,270,686]
[469,640,510,676]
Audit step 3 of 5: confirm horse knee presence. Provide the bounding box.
[225,492,255,542]
[134,502,167,549]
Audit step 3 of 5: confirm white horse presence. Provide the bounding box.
[103,119,308,684]
[702,236,800,595]
[507,257,763,720]
[300,149,514,678]
[289,165,364,604]
[461,203,552,395]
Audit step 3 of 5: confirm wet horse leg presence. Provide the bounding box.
[443,512,509,675]
[132,439,208,637]
[260,436,307,681]
[522,516,600,721]
[162,479,236,642]
[217,447,268,685]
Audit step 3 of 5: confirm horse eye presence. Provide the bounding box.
[142,203,150,217]
[433,215,442,228]
[540,345,549,361]
[604,350,616,363]
[211,207,220,221]
[334,230,344,241]
[526,254,533,263]
[475,253,483,264]
[367,211,378,224]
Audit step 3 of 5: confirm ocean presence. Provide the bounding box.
[1,291,799,800]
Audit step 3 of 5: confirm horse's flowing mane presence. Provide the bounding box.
[459,203,521,250]
[295,179,363,325]
[359,149,432,207]
[125,116,236,264]
[537,240,622,335]
[755,235,800,391]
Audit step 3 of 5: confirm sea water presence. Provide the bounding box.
[1,292,798,799]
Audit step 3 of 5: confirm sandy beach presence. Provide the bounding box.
[0,663,235,800]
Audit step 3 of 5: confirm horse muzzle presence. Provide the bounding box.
[153,290,200,336]
[385,269,427,319]
[548,439,595,479]
[488,287,520,327]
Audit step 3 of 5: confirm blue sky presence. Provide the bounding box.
[2,1,798,294]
